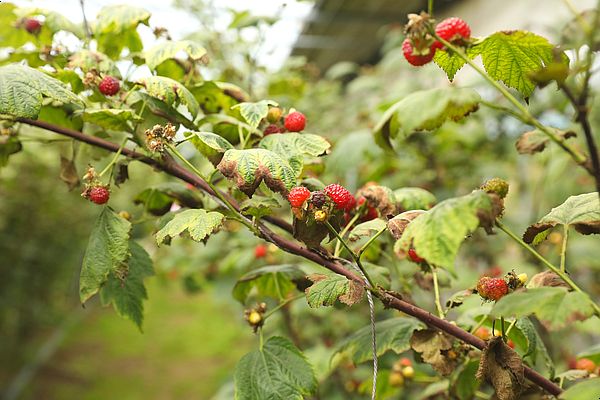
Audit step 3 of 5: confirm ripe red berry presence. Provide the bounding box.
[402,38,435,66]
[476,277,509,301]
[324,184,354,210]
[24,18,42,35]
[575,358,596,373]
[399,358,412,367]
[507,339,515,349]
[264,124,282,136]
[89,186,110,205]
[435,17,471,43]
[474,327,491,341]
[254,244,267,258]
[407,248,425,263]
[288,186,311,208]
[98,76,120,96]
[284,111,306,132]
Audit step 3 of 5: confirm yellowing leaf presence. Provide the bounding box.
[137,76,200,116]
[144,40,208,70]
[184,131,233,166]
[305,274,363,308]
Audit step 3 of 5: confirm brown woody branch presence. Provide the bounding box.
[16,117,563,397]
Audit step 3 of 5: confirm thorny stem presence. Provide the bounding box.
[560,225,569,273]
[15,118,564,397]
[431,268,445,319]
[495,219,600,317]
[434,35,592,174]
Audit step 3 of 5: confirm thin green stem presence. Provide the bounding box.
[505,319,517,336]
[258,327,264,350]
[431,268,445,319]
[434,34,590,170]
[325,221,376,289]
[334,212,362,257]
[98,137,128,177]
[263,294,304,320]
[560,225,569,273]
[428,0,434,15]
[357,226,387,259]
[495,219,600,316]
[470,315,487,334]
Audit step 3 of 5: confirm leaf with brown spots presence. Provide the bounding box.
[476,336,524,400]
[515,128,575,155]
[305,273,364,308]
[410,329,459,376]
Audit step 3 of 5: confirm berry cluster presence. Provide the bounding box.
[261,107,306,135]
[402,15,471,66]
[389,358,414,387]
[80,166,110,205]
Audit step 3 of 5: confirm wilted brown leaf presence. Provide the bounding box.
[476,336,524,400]
[410,329,458,376]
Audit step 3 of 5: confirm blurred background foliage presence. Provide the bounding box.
[0,0,599,399]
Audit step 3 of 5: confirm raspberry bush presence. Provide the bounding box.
[1,1,599,399]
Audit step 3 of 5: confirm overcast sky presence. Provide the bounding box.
[9,0,313,69]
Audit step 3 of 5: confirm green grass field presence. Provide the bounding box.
[19,281,254,400]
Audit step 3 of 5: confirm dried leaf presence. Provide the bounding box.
[356,185,398,218]
[528,271,569,289]
[515,128,575,155]
[476,337,525,400]
[59,155,79,190]
[410,329,458,376]
[387,210,425,240]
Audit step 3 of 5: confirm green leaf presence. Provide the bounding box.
[559,378,600,399]
[99,241,154,330]
[491,287,595,330]
[126,91,195,130]
[259,132,331,158]
[0,136,22,167]
[524,192,600,245]
[305,274,364,308]
[577,343,600,364]
[144,40,207,70]
[349,218,387,242]
[434,44,481,81]
[479,30,561,97]
[232,99,277,130]
[68,50,121,77]
[232,265,305,304]
[82,109,139,131]
[0,3,32,48]
[93,5,150,34]
[234,336,317,400]
[155,209,224,245]
[217,148,296,197]
[184,131,233,166]
[134,182,202,216]
[137,76,200,117]
[16,7,84,38]
[335,318,423,364]
[80,208,132,303]
[452,359,480,400]
[396,190,492,271]
[240,196,280,219]
[374,87,480,151]
[393,187,437,211]
[0,64,82,119]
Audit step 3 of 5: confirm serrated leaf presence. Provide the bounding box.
[99,241,154,330]
[305,274,363,308]
[0,64,82,119]
[68,50,121,77]
[491,287,595,330]
[335,318,422,364]
[479,30,561,97]
[80,208,132,303]
[144,40,208,70]
[394,187,437,211]
[523,192,600,245]
[126,91,195,130]
[217,148,296,197]
[137,75,200,116]
[559,378,600,399]
[234,336,317,400]
[515,128,575,155]
[184,131,233,166]
[232,99,277,130]
[515,317,554,377]
[155,209,224,245]
[374,87,480,151]
[434,44,481,81]
[396,190,492,271]
[349,218,387,242]
[452,359,480,400]
[93,5,150,34]
[232,265,305,304]
[134,182,203,216]
[240,196,280,219]
[82,109,139,131]
[259,132,331,158]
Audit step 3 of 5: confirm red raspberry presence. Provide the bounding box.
[399,358,412,367]
[435,17,471,43]
[507,340,515,349]
[254,244,267,259]
[284,111,306,132]
[402,38,435,66]
[407,248,425,263]
[24,18,42,34]
[88,186,110,205]
[264,124,282,136]
[575,358,596,373]
[324,184,353,210]
[476,277,509,301]
[357,196,377,220]
[474,327,491,341]
[98,76,120,96]
[288,186,311,208]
